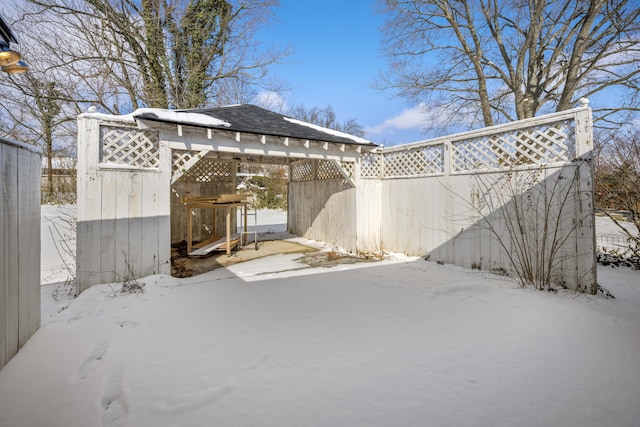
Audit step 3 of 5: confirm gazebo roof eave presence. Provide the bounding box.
[134,116,379,151]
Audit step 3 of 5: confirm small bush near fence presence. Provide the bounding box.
[597,240,640,270]
[41,172,77,204]
[244,172,288,210]
[594,210,640,270]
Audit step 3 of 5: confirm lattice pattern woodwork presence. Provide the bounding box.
[360,119,576,179]
[360,152,382,178]
[291,161,313,182]
[100,126,159,168]
[181,158,234,183]
[339,161,355,179]
[172,150,234,183]
[172,150,199,175]
[451,120,574,172]
[383,145,444,178]
[290,160,356,182]
[317,160,343,180]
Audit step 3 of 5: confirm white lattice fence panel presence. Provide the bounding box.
[100,126,159,168]
[172,150,193,175]
[452,120,575,172]
[291,161,313,182]
[340,161,355,179]
[172,150,204,174]
[360,152,382,178]
[384,145,444,178]
[317,160,343,180]
[180,158,234,183]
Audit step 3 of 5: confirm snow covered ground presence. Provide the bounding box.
[41,204,77,285]
[0,205,639,427]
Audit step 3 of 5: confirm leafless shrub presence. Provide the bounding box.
[465,163,593,292]
[48,207,77,297]
[118,252,145,294]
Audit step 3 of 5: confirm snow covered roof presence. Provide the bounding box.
[133,104,377,147]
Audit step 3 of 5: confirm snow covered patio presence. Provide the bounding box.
[1,238,640,426]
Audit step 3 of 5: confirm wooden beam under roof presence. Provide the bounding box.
[137,118,374,163]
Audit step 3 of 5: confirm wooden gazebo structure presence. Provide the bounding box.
[76,102,598,294]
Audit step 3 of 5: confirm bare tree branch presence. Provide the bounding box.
[376,0,640,130]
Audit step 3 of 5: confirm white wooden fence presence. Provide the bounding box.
[76,103,596,294]
[290,103,596,293]
[76,118,172,293]
[1,137,41,370]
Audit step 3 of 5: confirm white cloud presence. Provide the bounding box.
[253,91,288,113]
[365,104,429,135]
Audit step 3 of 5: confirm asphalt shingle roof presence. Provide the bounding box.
[134,104,376,147]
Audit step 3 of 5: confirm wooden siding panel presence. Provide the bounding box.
[100,171,118,284]
[17,148,39,348]
[2,144,19,363]
[578,161,597,293]
[17,148,28,348]
[141,172,160,276]
[114,171,133,284]
[128,171,143,278]
[0,143,7,368]
[370,164,594,291]
[157,143,172,276]
[76,118,102,292]
[138,169,170,278]
[355,179,382,253]
[28,153,41,338]
[288,178,357,252]
[1,140,40,369]
[88,169,169,286]
[77,119,172,290]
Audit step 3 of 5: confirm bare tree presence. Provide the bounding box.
[376,0,640,130]
[286,104,366,137]
[15,0,288,112]
[0,75,80,202]
[0,12,93,202]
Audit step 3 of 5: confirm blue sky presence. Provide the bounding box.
[255,0,431,146]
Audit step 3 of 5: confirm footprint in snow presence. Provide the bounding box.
[101,362,128,427]
[76,338,109,381]
[115,319,138,329]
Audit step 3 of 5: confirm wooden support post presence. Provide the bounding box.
[188,207,193,254]
[213,208,217,236]
[244,204,248,234]
[226,207,231,255]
